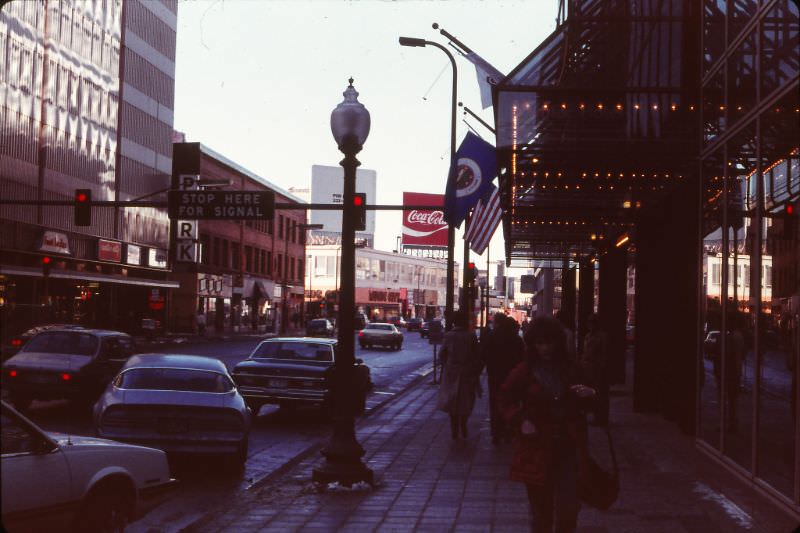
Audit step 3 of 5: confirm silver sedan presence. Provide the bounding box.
[94,354,251,468]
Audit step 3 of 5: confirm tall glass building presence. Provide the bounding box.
[0,0,178,335]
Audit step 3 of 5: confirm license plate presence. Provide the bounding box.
[268,379,288,388]
[28,374,54,384]
[158,419,188,434]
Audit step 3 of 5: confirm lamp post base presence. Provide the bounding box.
[312,416,374,487]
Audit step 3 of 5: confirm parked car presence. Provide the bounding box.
[1,400,175,532]
[2,324,85,360]
[420,321,430,338]
[231,338,372,415]
[359,323,403,350]
[704,331,721,360]
[387,316,407,329]
[407,318,423,332]
[94,354,251,467]
[2,328,137,410]
[306,318,335,337]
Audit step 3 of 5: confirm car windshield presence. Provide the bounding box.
[22,331,98,356]
[116,368,234,392]
[251,342,334,362]
[310,320,327,327]
[366,324,393,331]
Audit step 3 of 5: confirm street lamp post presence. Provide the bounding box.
[313,79,373,486]
[399,34,457,330]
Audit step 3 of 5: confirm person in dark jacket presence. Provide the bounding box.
[498,316,596,533]
[483,312,524,444]
[437,311,482,439]
[581,314,609,426]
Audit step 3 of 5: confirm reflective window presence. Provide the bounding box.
[22,332,98,356]
[1,411,38,455]
[117,368,234,393]
[251,342,334,362]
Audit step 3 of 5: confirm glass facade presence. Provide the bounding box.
[699,0,799,508]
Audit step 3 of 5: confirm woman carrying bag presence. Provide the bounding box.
[498,316,602,533]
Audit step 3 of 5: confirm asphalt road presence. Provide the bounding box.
[15,330,436,532]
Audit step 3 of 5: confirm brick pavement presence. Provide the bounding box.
[186,375,799,533]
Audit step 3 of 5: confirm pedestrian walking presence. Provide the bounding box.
[483,312,524,444]
[555,310,577,360]
[196,310,206,336]
[437,311,482,439]
[581,314,609,426]
[498,316,596,533]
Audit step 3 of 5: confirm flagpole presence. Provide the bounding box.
[485,239,490,330]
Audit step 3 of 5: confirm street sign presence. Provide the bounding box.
[168,190,275,220]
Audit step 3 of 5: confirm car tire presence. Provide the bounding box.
[234,440,248,469]
[77,479,133,533]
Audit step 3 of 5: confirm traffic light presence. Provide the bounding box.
[41,256,51,277]
[74,189,91,226]
[784,203,796,240]
[466,261,476,285]
[353,193,366,231]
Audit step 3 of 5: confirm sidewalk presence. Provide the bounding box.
[184,370,798,533]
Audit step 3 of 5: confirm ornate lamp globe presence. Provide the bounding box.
[330,78,370,152]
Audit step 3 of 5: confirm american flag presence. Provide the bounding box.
[464,184,502,255]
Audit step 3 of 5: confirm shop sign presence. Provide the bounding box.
[126,244,141,266]
[148,248,168,268]
[402,192,447,247]
[98,239,122,262]
[368,290,400,304]
[39,230,71,255]
[198,273,232,298]
[148,288,165,311]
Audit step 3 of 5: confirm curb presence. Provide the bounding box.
[177,360,437,532]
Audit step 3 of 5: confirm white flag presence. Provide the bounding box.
[464,52,505,109]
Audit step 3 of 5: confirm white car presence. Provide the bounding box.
[1,400,175,532]
[94,354,251,467]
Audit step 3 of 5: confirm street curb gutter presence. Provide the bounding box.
[177,361,436,533]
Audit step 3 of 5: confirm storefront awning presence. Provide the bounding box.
[0,265,180,288]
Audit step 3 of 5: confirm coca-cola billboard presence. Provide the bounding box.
[402,192,447,247]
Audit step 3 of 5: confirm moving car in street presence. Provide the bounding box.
[306,318,335,338]
[2,328,136,410]
[359,323,403,350]
[407,317,423,332]
[2,400,175,532]
[94,354,251,468]
[232,338,372,416]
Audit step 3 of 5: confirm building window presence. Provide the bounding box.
[267,251,273,275]
[278,216,284,239]
[222,239,229,269]
[298,259,304,280]
[290,257,295,280]
[231,243,240,270]
[268,219,273,235]
[245,246,253,273]
[213,237,220,266]
[277,254,282,277]
[711,262,721,285]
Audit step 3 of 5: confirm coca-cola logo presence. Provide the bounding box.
[407,210,445,226]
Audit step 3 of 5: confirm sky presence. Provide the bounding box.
[173,0,559,275]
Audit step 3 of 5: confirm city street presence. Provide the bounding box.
[15,330,437,532]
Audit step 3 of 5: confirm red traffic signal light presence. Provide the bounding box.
[74,188,91,226]
[353,192,366,231]
[41,256,52,277]
[468,261,476,270]
[787,204,794,216]
[42,256,51,265]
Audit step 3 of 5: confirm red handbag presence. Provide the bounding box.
[578,426,619,510]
